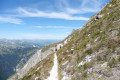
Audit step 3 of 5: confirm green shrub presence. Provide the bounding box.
[116,56,120,62]
[84,48,93,55]
[107,39,118,52]
[76,40,89,50]
[97,56,102,61]
[83,64,87,70]
[108,58,117,67]
[82,71,87,78]
[91,31,100,38]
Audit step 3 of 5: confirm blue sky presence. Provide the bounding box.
[0,0,111,40]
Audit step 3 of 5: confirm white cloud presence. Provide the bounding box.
[81,0,102,8]
[0,0,104,24]
[18,33,68,40]
[66,8,100,14]
[14,0,104,21]
[35,26,80,29]
[35,26,43,28]
[16,7,89,20]
[0,16,22,24]
[57,0,103,14]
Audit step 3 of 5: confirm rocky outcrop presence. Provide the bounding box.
[8,47,55,80]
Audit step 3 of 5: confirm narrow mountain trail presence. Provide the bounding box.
[46,53,58,80]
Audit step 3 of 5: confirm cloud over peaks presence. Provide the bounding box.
[16,7,89,20]
[0,16,22,24]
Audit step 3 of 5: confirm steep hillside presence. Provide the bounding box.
[8,41,65,80]
[8,43,58,80]
[9,0,120,80]
[57,0,120,80]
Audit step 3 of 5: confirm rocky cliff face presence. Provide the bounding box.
[0,39,41,80]
[8,46,55,80]
[8,0,120,80]
[0,39,58,80]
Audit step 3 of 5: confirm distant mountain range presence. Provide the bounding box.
[0,39,59,80]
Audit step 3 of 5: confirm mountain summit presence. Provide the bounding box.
[8,0,120,80]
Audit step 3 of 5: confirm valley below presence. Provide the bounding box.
[0,39,59,80]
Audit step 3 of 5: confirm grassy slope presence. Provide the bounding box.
[20,53,54,80]
[57,0,120,80]
[8,42,58,80]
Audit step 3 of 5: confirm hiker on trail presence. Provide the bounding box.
[55,47,57,51]
[60,45,62,49]
[96,16,99,20]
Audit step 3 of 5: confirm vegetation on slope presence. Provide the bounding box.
[56,0,120,80]
[20,53,54,80]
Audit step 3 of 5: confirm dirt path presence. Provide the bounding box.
[46,53,58,80]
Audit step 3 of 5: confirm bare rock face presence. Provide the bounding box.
[8,47,55,80]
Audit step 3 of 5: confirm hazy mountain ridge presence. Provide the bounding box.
[0,39,41,80]
[0,39,58,80]
[8,45,56,80]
